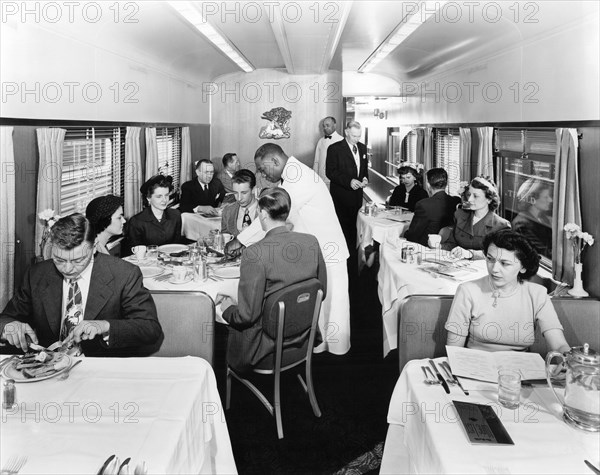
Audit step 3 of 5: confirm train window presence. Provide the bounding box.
[434,128,461,195]
[60,127,125,215]
[155,127,182,191]
[496,129,556,266]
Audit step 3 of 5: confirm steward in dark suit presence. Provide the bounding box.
[0,214,162,356]
[405,168,461,246]
[218,188,327,373]
[180,159,225,213]
[326,121,369,251]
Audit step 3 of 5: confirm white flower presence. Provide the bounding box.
[38,209,56,221]
[564,223,582,239]
[581,232,595,246]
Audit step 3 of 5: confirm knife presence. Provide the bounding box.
[441,361,469,396]
[429,360,450,394]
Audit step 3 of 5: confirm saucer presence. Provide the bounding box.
[168,275,193,285]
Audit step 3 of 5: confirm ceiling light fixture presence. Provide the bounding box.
[358,1,447,73]
[169,1,255,73]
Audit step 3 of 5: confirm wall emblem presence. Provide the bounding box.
[259,107,291,139]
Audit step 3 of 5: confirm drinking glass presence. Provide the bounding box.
[498,368,521,409]
[147,245,158,264]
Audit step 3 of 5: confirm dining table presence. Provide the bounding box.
[0,355,238,474]
[181,212,222,241]
[377,236,488,356]
[356,208,413,269]
[380,357,600,474]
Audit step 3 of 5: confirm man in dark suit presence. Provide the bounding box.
[0,213,162,356]
[405,168,461,246]
[217,188,327,373]
[179,159,225,214]
[326,120,369,252]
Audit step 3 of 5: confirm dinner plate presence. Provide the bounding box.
[2,353,73,383]
[158,244,188,254]
[213,266,241,279]
[139,265,164,278]
[169,275,193,285]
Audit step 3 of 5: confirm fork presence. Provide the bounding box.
[1,455,28,474]
[421,366,440,385]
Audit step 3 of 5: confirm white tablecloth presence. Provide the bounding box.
[181,212,222,241]
[383,358,600,474]
[356,209,413,250]
[1,356,237,474]
[377,237,487,356]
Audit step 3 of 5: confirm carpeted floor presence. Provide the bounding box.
[214,262,400,474]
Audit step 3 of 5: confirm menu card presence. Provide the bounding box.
[453,401,514,445]
[446,346,546,383]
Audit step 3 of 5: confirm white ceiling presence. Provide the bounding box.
[17,1,599,86]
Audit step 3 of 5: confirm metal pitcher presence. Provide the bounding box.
[546,343,600,432]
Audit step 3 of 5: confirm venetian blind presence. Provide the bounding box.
[156,127,182,189]
[60,127,124,215]
[434,128,460,195]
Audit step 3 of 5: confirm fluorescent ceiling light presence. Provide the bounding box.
[169,1,254,73]
[358,1,447,73]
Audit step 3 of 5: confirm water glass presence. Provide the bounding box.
[498,368,521,409]
[147,245,158,263]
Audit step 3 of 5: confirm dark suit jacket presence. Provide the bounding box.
[221,201,241,236]
[442,208,511,251]
[217,170,234,193]
[126,206,182,247]
[389,183,429,212]
[405,191,461,246]
[326,139,369,213]
[0,254,162,356]
[179,178,225,213]
[223,226,327,373]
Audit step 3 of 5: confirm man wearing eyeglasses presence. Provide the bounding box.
[0,213,162,356]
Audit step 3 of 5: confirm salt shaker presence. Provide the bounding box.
[3,378,16,409]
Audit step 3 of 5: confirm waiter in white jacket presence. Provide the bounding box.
[313,116,343,189]
[225,143,351,355]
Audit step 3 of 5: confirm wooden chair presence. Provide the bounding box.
[146,290,215,365]
[397,294,600,372]
[226,279,324,439]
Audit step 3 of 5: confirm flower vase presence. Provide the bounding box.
[568,262,589,298]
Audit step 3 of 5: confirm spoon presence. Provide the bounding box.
[58,359,82,380]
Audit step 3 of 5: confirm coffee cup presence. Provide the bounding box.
[132,245,147,260]
[221,233,233,244]
[171,266,188,283]
[428,234,442,248]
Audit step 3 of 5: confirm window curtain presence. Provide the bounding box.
[415,128,425,164]
[145,127,158,180]
[423,127,434,171]
[180,126,192,184]
[474,127,494,179]
[36,128,65,259]
[458,128,471,182]
[0,127,16,308]
[125,127,143,217]
[552,128,582,285]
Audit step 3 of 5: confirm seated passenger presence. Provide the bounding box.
[445,229,569,353]
[404,168,461,246]
[388,163,428,212]
[127,175,182,247]
[442,176,510,259]
[0,213,162,356]
[221,169,259,237]
[85,194,126,255]
[217,153,241,202]
[180,159,226,215]
[511,179,553,257]
[217,188,327,373]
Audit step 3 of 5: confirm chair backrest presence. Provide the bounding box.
[145,291,215,365]
[256,278,323,371]
[397,294,600,373]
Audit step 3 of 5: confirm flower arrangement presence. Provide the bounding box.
[38,209,61,259]
[564,223,595,264]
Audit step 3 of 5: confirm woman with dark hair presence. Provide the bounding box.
[445,229,570,352]
[442,176,510,259]
[511,179,553,257]
[388,163,428,211]
[85,195,126,255]
[126,175,182,247]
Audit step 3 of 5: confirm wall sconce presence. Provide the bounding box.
[373,108,380,116]
[378,111,387,120]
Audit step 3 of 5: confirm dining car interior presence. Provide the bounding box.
[1,0,600,474]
